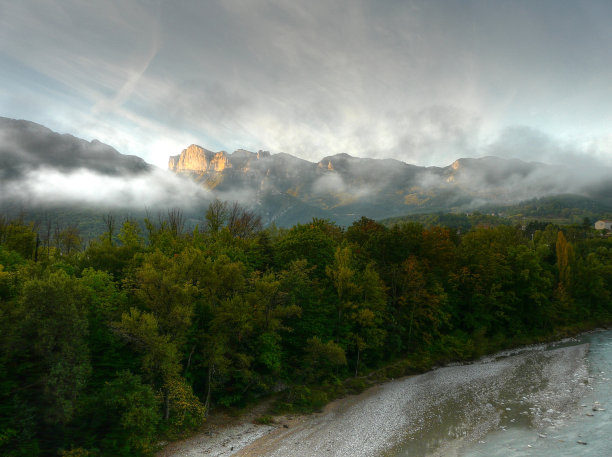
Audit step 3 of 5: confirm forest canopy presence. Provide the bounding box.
[1,204,611,456]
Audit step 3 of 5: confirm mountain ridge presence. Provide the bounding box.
[166,143,604,225]
[0,116,151,180]
[1,116,611,228]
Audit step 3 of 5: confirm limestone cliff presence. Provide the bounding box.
[209,151,231,171]
[168,146,274,175]
[168,144,216,173]
[167,145,575,226]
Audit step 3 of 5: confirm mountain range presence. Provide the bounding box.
[1,117,611,228]
[166,143,611,226]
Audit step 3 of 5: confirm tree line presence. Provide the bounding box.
[1,202,611,456]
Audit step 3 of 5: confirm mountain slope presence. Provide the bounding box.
[0,117,150,181]
[168,144,611,226]
[0,118,211,214]
[2,117,610,229]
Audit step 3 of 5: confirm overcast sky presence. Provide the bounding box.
[1,0,611,168]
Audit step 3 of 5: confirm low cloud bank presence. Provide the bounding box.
[2,117,611,224]
[0,166,213,210]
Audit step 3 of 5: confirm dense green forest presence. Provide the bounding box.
[1,202,612,456]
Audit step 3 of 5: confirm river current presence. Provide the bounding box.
[389,330,612,457]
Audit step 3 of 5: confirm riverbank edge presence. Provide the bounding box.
[156,320,612,457]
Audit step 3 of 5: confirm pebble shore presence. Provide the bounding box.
[159,343,589,457]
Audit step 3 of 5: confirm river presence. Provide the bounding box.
[161,329,612,457]
[389,329,612,457]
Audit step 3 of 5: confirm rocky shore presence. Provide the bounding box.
[159,342,589,457]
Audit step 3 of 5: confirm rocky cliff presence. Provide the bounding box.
[168,145,276,174]
[167,144,595,225]
[168,144,233,173]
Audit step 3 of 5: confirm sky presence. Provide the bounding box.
[1,0,611,169]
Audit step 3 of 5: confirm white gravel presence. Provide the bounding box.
[158,422,275,457]
[160,343,589,457]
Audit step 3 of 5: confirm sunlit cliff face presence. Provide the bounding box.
[168,144,240,174]
[168,145,229,173]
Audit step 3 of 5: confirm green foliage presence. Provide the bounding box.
[114,305,184,435]
[18,271,92,425]
[0,264,15,300]
[254,415,274,425]
[1,206,611,456]
[302,337,347,383]
[256,332,282,372]
[98,371,160,455]
[0,219,37,259]
[0,245,26,270]
[164,376,206,436]
[60,448,91,457]
[381,195,612,229]
[281,385,329,412]
[117,219,144,249]
[275,221,336,276]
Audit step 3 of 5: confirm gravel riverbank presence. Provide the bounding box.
[158,342,589,457]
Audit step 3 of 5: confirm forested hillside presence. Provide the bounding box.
[1,203,611,456]
[381,195,612,230]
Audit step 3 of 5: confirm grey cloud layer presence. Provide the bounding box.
[1,1,611,167]
[0,117,212,209]
[2,167,211,209]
